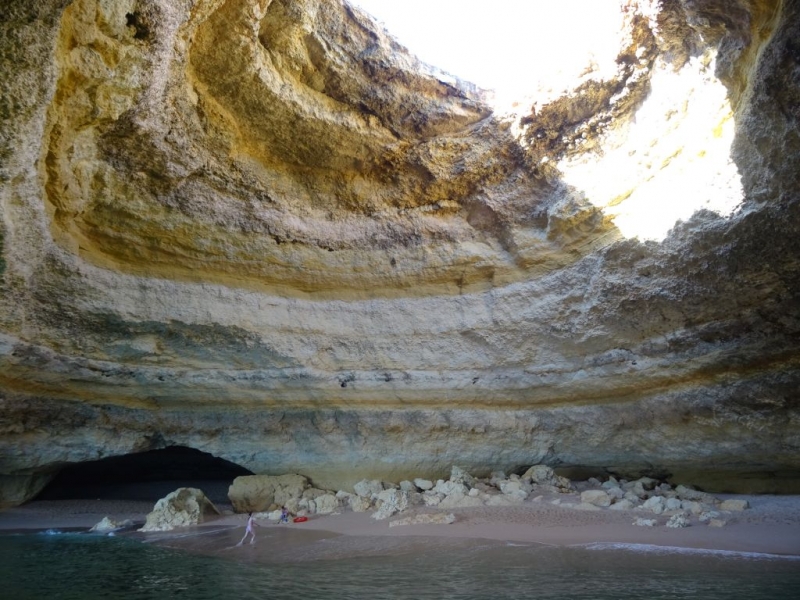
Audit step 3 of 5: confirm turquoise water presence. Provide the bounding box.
[1,532,799,599]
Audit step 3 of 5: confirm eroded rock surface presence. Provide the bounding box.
[1,0,799,505]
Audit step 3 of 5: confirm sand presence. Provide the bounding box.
[2,485,799,561]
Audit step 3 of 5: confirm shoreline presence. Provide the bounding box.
[3,492,800,560]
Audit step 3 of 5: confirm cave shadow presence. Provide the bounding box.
[35,446,253,505]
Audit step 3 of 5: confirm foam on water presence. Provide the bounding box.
[577,541,800,561]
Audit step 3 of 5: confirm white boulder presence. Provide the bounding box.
[666,514,689,528]
[413,478,434,491]
[720,499,749,511]
[372,489,409,520]
[354,479,384,498]
[608,499,635,511]
[642,496,666,515]
[90,516,133,532]
[449,466,476,487]
[349,495,372,513]
[139,488,220,532]
[581,490,612,507]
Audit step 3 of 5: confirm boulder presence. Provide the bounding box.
[522,465,572,491]
[354,479,384,498]
[642,495,666,514]
[349,495,372,513]
[389,513,456,527]
[698,510,720,522]
[665,497,682,511]
[413,478,434,491]
[720,499,750,511]
[708,519,727,527]
[372,489,409,520]
[499,480,528,499]
[581,490,612,507]
[423,493,444,507]
[399,480,418,492]
[228,474,308,513]
[666,514,689,528]
[312,493,340,514]
[139,488,220,532]
[633,518,657,527]
[606,486,625,500]
[449,466,476,487]
[601,477,619,489]
[608,499,635,511]
[90,516,133,532]
[302,487,328,500]
[433,480,468,497]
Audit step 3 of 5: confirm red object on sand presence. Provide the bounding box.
[293,516,308,523]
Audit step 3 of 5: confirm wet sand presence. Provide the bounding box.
[2,488,799,560]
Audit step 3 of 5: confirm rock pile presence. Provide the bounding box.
[133,466,751,531]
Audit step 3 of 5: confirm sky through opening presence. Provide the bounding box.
[349,0,624,105]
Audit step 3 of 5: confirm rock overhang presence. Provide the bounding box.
[0,0,798,504]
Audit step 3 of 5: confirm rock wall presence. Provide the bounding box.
[1,0,798,505]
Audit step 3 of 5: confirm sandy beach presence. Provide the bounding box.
[2,486,799,561]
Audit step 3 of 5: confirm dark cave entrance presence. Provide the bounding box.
[36,446,253,504]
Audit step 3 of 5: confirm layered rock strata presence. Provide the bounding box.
[1,0,799,505]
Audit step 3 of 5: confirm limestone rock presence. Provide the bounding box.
[372,489,409,520]
[349,495,372,513]
[708,519,727,528]
[139,488,219,532]
[1,0,800,505]
[633,518,657,527]
[433,480,469,497]
[354,479,385,499]
[666,514,690,528]
[228,475,308,513]
[720,499,750,511]
[413,478,434,491]
[90,517,133,532]
[581,490,612,507]
[449,466,476,487]
[608,499,635,511]
[422,493,444,507]
[641,496,666,515]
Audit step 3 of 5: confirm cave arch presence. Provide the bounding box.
[36,447,253,504]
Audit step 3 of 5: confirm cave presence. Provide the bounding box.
[36,447,252,504]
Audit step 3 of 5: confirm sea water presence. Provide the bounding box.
[1,531,799,600]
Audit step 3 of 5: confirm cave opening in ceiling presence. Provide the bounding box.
[349,0,624,109]
[36,447,253,504]
[350,0,746,243]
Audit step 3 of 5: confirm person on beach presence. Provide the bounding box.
[280,506,289,524]
[237,512,258,545]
